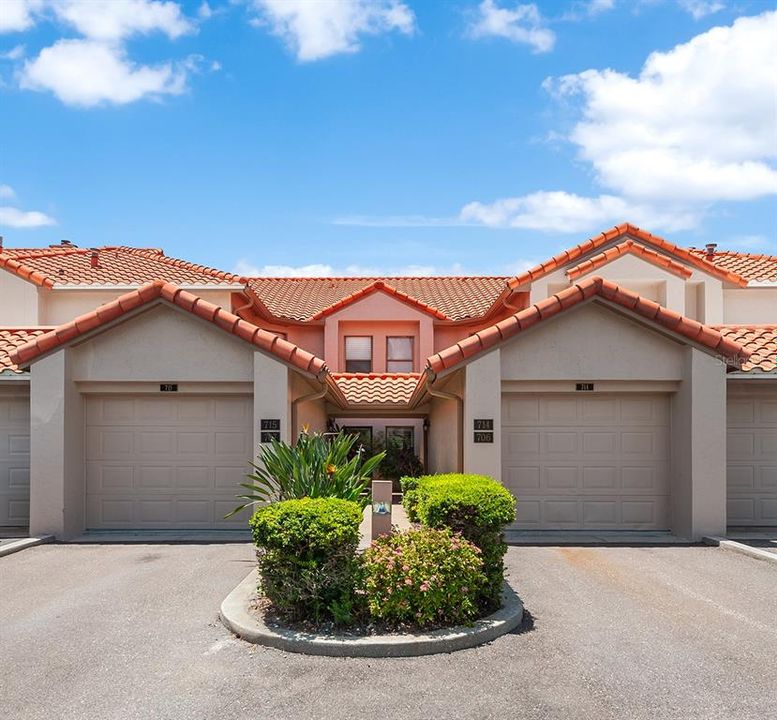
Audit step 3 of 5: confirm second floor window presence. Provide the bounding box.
[387,336,414,372]
[345,336,372,373]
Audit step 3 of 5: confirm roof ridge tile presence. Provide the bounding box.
[9,281,328,377]
[427,275,749,375]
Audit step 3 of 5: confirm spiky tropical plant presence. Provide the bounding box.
[225,429,384,518]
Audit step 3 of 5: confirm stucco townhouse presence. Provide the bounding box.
[0,224,775,541]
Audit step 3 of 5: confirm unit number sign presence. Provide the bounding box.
[473,418,494,443]
[261,418,281,443]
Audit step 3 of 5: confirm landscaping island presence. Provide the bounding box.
[219,432,522,657]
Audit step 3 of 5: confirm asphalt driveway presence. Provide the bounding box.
[1,543,775,720]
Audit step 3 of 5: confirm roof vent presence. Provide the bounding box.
[90,249,100,268]
[705,242,717,259]
[0,235,3,251]
[61,239,74,247]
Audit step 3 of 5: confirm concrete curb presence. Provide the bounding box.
[0,535,54,558]
[703,536,777,565]
[220,569,524,657]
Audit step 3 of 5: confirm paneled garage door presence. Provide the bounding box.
[0,390,30,528]
[502,394,670,530]
[86,395,253,529]
[727,387,777,526]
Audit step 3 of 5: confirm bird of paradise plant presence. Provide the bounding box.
[225,429,384,518]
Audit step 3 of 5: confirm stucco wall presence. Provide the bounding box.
[524,239,726,324]
[40,288,236,326]
[27,301,306,537]
[670,349,727,538]
[323,292,434,372]
[500,301,686,382]
[290,371,328,437]
[723,288,777,324]
[0,271,39,326]
[29,351,84,537]
[426,371,462,474]
[70,304,254,382]
[464,350,501,480]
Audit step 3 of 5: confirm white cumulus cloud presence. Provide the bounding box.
[50,0,194,41]
[0,0,44,33]
[548,10,777,204]
[459,191,700,233]
[9,1,201,107]
[20,39,189,107]
[467,1,555,53]
[0,185,56,228]
[459,10,777,233]
[250,0,415,62]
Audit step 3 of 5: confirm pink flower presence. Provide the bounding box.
[404,577,412,586]
[402,565,410,572]
[420,582,430,592]
[461,586,468,593]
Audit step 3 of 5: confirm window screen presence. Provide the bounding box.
[345,336,372,373]
[387,336,413,372]
[386,426,414,452]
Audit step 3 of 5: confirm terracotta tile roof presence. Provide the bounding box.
[689,250,777,284]
[715,326,777,373]
[508,223,749,290]
[0,245,243,287]
[331,373,422,407]
[10,281,327,377]
[245,276,509,322]
[428,276,749,374]
[566,239,693,281]
[0,328,52,374]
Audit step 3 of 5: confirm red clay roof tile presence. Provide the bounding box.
[0,328,53,374]
[427,276,750,374]
[508,223,749,290]
[245,276,509,322]
[690,250,777,284]
[566,239,694,281]
[0,246,243,287]
[9,281,328,377]
[331,373,422,407]
[714,326,777,373]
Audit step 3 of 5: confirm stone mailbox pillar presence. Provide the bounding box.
[371,480,393,541]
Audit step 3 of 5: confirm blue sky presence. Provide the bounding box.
[1,0,775,276]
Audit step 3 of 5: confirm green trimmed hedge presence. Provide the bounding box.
[400,474,516,609]
[250,498,363,623]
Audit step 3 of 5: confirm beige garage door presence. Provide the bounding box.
[86,395,253,529]
[727,387,777,526]
[0,390,30,528]
[502,394,670,530]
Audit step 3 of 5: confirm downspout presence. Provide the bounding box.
[232,291,254,319]
[502,287,525,312]
[425,370,464,473]
[290,380,328,441]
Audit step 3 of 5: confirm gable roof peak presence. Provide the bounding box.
[9,280,327,377]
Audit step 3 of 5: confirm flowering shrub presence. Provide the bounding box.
[401,474,516,610]
[361,527,485,627]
